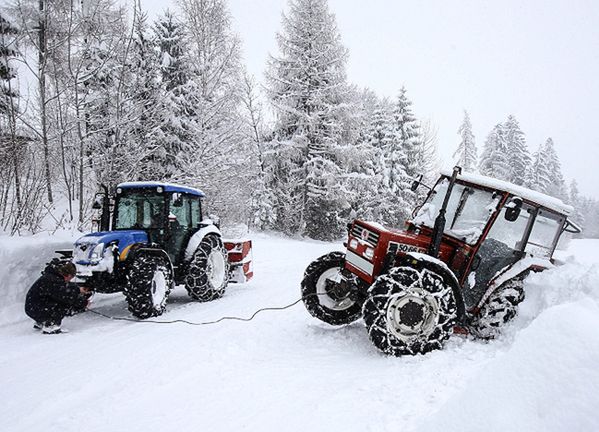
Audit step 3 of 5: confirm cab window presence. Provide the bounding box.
[525,209,563,258]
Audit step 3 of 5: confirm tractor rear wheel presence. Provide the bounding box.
[470,278,525,339]
[362,266,457,356]
[185,235,230,302]
[301,252,362,326]
[124,254,173,318]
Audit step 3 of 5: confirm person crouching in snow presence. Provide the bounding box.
[25,260,91,334]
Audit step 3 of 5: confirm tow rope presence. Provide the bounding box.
[87,296,312,326]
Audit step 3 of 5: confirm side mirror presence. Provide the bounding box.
[410,175,423,192]
[504,197,523,222]
[172,193,184,207]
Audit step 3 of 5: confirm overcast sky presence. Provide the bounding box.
[142,0,599,198]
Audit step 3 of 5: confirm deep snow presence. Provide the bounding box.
[1,233,598,432]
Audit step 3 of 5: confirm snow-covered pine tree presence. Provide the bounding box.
[454,110,477,172]
[391,86,421,181]
[266,0,351,240]
[366,103,394,149]
[147,10,195,180]
[479,123,510,180]
[177,0,248,226]
[503,115,531,185]
[526,143,552,192]
[542,138,568,200]
[127,3,163,181]
[568,179,584,233]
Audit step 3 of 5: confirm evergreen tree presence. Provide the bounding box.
[146,10,195,180]
[128,4,163,180]
[266,0,351,240]
[526,144,552,192]
[479,123,510,180]
[391,86,421,180]
[568,179,584,232]
[454,110,477,172]
[503,115,531,185]
[0,13,18,116]
[542,138,567,200]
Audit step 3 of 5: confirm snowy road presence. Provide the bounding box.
[1,235,599,432]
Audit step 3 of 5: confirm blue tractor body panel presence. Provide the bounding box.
[116,181,205,197]
[74,230,148,265]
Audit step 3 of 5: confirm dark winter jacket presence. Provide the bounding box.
[25,265,87,320]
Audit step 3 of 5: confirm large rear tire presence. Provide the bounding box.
[362,266,457,356]
[185,235,230,302]
[301,252,362,326]
[124,254,173,319]
[470,278,525,339]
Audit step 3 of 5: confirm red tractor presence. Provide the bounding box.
[301,167,581,356]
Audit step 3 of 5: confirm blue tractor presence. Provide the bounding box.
[59,181,230,318]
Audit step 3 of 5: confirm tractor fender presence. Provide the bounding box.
[402,252,467,323]
[126,244,174,275]
[477,256,553,308]
[184,223,222,262]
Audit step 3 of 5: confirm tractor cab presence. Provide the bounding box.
[110,182,206,265]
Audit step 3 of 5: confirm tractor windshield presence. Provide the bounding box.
[413,178,500,245]
[114,190,166,230]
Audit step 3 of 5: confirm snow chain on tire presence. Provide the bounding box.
[362,266,457,356]
[124,254,173,319]
[470,278,525,339]
[185,235,230,302]
[301,251,362,326]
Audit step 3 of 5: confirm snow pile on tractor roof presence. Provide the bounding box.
[117,181,205,197]
[441,169,573,216]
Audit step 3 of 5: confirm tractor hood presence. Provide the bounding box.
[74,230,148,266]
[345,220,471,284]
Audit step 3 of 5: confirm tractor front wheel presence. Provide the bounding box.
[301,252,362,326]
[124,254,173,319]
[362,266,457,356]
[185,235,230,302]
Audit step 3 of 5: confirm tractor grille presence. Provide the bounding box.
[351,224,380,247]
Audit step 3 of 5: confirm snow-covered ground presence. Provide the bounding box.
[1,234,598,432]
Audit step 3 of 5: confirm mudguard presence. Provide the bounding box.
[184,222,222,261]
[402,252,467,323]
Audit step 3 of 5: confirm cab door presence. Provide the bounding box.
[166,193,195,264]
[464,201,535,308]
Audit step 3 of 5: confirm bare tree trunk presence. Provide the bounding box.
[38,0,53,203]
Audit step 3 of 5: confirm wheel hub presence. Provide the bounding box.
[316,268,355,311]
[207,250,226,288]
[151,269,168,308]
[398,300,425,327]
[386,290,439,342]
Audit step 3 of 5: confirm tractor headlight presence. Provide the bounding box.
[364,247,375,259]
[349,239,358,250]
[90,243,105,261]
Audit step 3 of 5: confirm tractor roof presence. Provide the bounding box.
[440,169,573,216]
[117,181,206,197]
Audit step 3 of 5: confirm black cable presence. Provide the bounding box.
[87,296,310,326]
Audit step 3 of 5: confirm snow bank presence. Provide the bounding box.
[416,249,599,432]
[0,231,79,325]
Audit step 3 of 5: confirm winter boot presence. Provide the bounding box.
[42,324,67,334]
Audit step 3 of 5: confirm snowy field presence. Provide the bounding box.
[1,233,599,432]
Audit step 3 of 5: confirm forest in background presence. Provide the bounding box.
[1,0,597,238]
